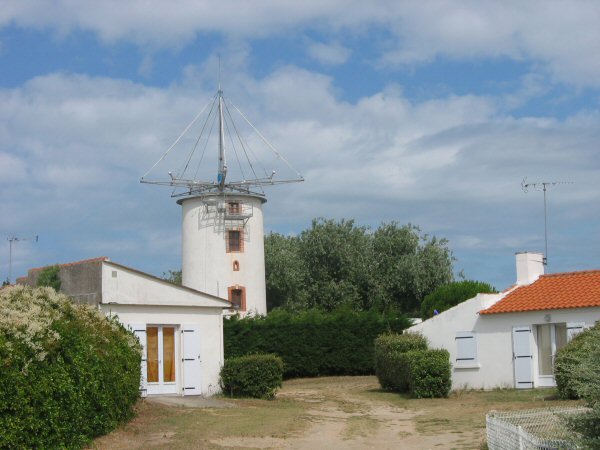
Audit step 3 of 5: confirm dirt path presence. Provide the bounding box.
[210,377,480,449]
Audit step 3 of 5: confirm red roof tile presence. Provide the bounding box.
[481,270,600,314]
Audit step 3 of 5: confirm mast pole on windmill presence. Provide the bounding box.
[217,88,227,191]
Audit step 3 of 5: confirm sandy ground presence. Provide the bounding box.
[209,378,480,449]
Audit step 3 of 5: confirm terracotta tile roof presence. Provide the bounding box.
[481,270,600,314]
[29,257,109,272]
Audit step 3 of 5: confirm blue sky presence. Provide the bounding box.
[1,1,600,290]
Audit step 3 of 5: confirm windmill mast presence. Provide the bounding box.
[217,88,227,190]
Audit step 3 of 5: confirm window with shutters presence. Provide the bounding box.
[455,331,477,366]
[228,286,246,311]
[226,229,243,253]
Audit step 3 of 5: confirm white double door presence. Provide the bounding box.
[146,325,179,395]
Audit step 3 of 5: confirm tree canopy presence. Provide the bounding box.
[420,280,497,319]
[265,218,454,314]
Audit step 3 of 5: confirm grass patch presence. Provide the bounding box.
[343,415,380,439]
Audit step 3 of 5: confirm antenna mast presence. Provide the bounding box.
[140,78,304,197]
[6,234,38,284]
[521,178,573,266]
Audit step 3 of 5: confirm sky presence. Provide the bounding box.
[1,1,600,290]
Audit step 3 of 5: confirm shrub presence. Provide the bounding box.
[224,309,410,378]
[220,354,284,399]
[561,324,600,448]
[0,285,141,449]
[374,333,428,391]
[555,329,590,399]
[405,349,452,398]
[420,280,496,319]
[36,264,61,291]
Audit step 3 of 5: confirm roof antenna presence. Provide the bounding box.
[6,234,38,284]
[521,178,574,266]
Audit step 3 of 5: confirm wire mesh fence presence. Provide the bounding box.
[486,406,590,450]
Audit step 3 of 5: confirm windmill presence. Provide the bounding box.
[141,85,303,315]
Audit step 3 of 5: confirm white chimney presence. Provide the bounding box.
[515,252,545,286]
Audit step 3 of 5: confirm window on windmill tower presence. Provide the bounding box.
[226,229,243,253]
[228,201,240,215]
[233,260,240,271]
[228,286,246,311]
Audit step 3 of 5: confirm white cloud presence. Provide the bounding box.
[3,1,600,88]
[306,40,351,66]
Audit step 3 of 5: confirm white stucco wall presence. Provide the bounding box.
[409,294,600,390]
[100,261,228,396]
[101,304,224,396]
[180,193,267,316]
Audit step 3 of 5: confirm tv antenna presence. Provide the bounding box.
[6,235,38,284]
[521,178,573,266]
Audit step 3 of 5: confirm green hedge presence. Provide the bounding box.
[374,333,428,391]
[224,309,410,378]
[406,349,452,398]
[220,354,284,399]
[0,286,141,449]
[374,333,451,398]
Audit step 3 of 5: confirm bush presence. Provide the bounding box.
[420,280,496,319]
[406,349,452,398]
[560,324,600,448]
[0,285,141,449]
[374,333,428,391]
[224,309,410,378]
[555,329,591,399]
[220,354,284,399]
[36,264,61,291]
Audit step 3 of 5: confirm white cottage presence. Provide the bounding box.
[20,257,231,397]
[409,252,600,390]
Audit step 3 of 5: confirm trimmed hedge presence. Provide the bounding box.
[224,309,410,378]
[220,354,284,399]
[374,332,451,398]
[374,333,428,391]
[0,285,141,449]
[406,349,452,398]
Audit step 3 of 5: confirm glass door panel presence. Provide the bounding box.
[163,327,176,383]
[146,326,159,383]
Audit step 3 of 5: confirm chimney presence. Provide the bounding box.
[515,252,545,286]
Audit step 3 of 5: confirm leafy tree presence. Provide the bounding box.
[264,233,308,310]
[162,269,182,285]
[420,280,497,319]
[265,218,455,314]
[36,265,61,291]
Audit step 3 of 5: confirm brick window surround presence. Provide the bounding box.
[228,286,246,311]
[226,229,244,253]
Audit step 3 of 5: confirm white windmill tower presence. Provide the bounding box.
[141,84,303,315]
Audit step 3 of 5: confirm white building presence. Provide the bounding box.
[409,252,600,390]
[21,257,231,397]
[180,193,267,316]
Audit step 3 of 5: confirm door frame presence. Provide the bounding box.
[146,324,180,395]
